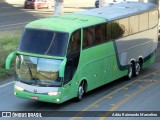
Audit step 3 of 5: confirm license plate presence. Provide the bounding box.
[30,96,39,100]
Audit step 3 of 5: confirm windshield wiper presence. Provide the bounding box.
[25,63,39,82]
[26,63,34,80]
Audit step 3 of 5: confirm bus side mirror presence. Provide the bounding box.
[6,51,17,70]
[59,58,67,77]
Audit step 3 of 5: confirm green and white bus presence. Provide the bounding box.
[6,2,158,104]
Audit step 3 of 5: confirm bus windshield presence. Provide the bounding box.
[18,29,69,57]
[16,55,62,87]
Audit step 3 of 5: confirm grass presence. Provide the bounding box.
[0,30,22,79]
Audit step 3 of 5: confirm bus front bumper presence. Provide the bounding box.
[14,88,63,104]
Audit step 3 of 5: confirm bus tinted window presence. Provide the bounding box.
[149,10,158,28]
[130,15,139,34]
[111,21,119,39]
[83,26,95,48]
[118,18,129,37]
[68,30,81,53]
[106,22,112,41]
[139,13,149,31]
[19,29,69,57]
[95,24,106,44]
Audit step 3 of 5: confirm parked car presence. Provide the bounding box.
[95,0,99,8]
[24,0,52,9]
[95,0,128,8]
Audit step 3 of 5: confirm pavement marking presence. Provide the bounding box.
[99,81,159,120]
[123,87,129,90]
[0,22,29,28]
[0,81,14,88]
[24,10,53,14]
[1,7,11,9]
[69,69,160,120]
[139,86,144,89]
[106,96,112,99]
[124,94,130,97]
[94,104,99,107]
[110,104,116,106]
[69,80,138,120]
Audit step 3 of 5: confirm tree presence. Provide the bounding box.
[54,0,64,16]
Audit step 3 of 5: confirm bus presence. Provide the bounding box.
[6,2,158,104]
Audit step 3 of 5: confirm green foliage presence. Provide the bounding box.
[0,30,21,79]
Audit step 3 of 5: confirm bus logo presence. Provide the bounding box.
[33,89,37,94]
[2,112,11,117]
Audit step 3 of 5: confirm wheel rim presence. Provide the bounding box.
[128,65,133,79]
[78,85,84,99]
[135,63,140,75]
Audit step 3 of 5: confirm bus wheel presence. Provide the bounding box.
[76,81,85,102]
[134,62,141,76]
[127,63,133,80]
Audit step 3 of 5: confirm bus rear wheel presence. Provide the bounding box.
[127,63,133,80]
[134,62,141,76]
[76,81,85,102]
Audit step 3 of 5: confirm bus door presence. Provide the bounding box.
[63,29,81,98]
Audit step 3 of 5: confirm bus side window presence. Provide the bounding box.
[95,23,106,44]
[106,22,112,41]
[118,18,129,37]
[83,29,88,48]
[149,10,158,29]
[111,21,119,40]
[67,30,81,53]
[139,12,149,31]
[83,26,95,49]
[65,30,81,84]
[129,15,138,34]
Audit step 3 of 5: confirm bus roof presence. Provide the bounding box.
[25,14,106,32]
[77,2,158,21]
[25,2,157,32]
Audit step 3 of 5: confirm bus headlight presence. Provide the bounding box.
[15,85,24,91]
[48,92,61,96]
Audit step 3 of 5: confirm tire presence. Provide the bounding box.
[139,59,143,70]
[76,81,85,102]
[95,1,99,8]
[127,63,133,80]
[134,62,141,76]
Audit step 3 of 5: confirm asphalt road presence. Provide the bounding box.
[0,0,95,32]
[0,47,160,120]
[0,0,160,120]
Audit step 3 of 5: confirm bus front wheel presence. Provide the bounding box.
[76,81,85,102]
